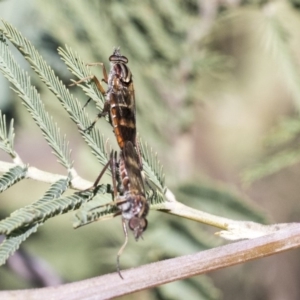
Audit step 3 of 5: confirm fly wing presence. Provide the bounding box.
[107,58,136,149]
[117,85,136,123]
[109,90,136,148]
[123,141,145,195]
[115,79,136,118]
[109,89,135,121]
[125,80,135,111]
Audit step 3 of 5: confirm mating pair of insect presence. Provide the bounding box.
[72,48,149,278]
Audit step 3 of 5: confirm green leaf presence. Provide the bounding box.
[73,184,115,228]
[259,10,300,108]
[243,148,300,184]
[0,27,73,169]
[265,117,300,148]
[139,138,165,191]
[0,224,40,266]
[0,110,15,157]
[176,181,268,224]
[1,21,109,168]
[28,176,71,206]
[243,116,300,183]
[0,177,96,235]
[0,165,27,193]
[58,46,104,112]
[159,277,220,300]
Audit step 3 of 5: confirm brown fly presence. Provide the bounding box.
[73,49,148,277]
[71,48,137,151]
[91,141,149,278]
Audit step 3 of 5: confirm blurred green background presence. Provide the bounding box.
[1,0,300,299]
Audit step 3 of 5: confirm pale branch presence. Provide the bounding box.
[0,161,91,190]
[0,133,92,190]
[1,159,291,240]
[161,188,298,239]
[12,153,23,165]
[158,188,231,229]
[0,225,299,300]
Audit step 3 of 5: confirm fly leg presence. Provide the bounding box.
[86,62,108,84]
[69,62,110,132]
[84,100,110,133]
[81,155,111,193]
[69,74,106,94]
[110,150,118,200]
[90,151,127,206]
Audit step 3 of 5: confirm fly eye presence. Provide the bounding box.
[109,55,128,64]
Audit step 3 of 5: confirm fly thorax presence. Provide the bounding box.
[118,198,132,216]
[113,64,132,85]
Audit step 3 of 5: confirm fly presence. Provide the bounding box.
[91,141,149,278]
[71,48,137,151]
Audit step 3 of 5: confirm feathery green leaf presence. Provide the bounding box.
[28,176,71,206]
[125,3,179,61]
[265,116,300,148]
[58,46,104,111]
[0,165,27,193]
[139,137,165,193]
[176,181,267,224]
[0,224,40,266]
[0,111,15,157]
[0,178,97,235]
[0,28,73,169]
[260,13,300,109]
[148,187,166,206]
[1,21,108,167]
[243,147,300,184]
[73,184,114,228]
